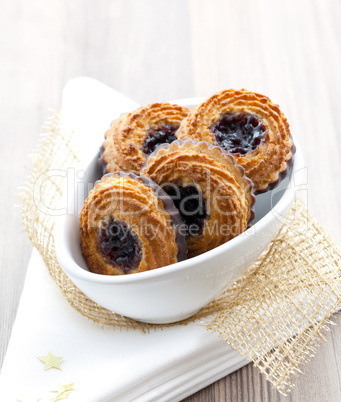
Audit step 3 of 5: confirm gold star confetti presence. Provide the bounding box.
[38,351,64,370]
[50,383,75,401]
[51,383,75,394]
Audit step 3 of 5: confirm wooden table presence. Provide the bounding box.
[1,0,341,400]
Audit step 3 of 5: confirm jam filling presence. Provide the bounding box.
[142,123,179,155]
[210,112,267,155]
[98,218,141,273]
[163,184,207,237]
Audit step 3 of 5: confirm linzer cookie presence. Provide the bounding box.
[176,89,293,192]
[80,172,187,275]
[99,103,190,175]
[141,140,255,258]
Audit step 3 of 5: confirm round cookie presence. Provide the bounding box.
[141,140,255,258]
[176,89,293,193]
[80,172,187,275]
[99,103,190,175]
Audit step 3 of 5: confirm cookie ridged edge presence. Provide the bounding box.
[99,171,188,262]
[143,138,256,226]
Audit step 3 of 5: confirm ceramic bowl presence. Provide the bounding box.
[55,98,304,324]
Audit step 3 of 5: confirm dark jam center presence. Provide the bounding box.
[98,218,141,274]
[210,112,267,155]
[163,184,207,237]
[142,123,179,155]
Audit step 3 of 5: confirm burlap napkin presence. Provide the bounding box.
[20,111,341,395]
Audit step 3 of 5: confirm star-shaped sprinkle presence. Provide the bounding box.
[50,383,75,401]
[38,351,64,370]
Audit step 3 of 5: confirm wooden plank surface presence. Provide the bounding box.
[1,0,340,400]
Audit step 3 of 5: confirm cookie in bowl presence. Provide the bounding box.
[176,89,294,193]
[141,140,255,258]
[55,89,304,324]
[80,172,187,275]
[98,103,190,175]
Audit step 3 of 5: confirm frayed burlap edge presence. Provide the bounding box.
[19,112,341,394]
[205,199,341,394]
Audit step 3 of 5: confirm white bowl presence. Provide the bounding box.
[55,98,304,324]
